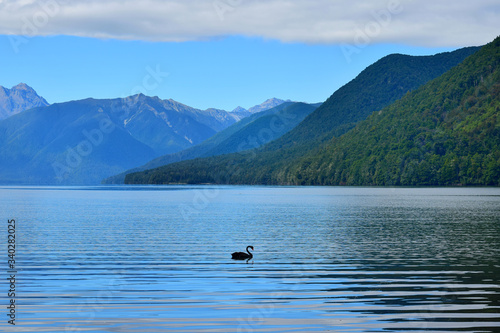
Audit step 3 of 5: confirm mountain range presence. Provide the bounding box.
[0,83,49,120]
[0,91,289,184]
[2,37,497,187]
[124,40,496,186]
[103,101,320,184]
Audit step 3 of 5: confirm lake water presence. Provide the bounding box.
[1,186,499,333]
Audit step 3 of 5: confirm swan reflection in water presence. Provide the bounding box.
[231,246,254,262]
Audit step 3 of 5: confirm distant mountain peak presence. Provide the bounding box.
[13,82,32,91]
[232,106,247,113]
[248,98,291,113]
[0,83,49,120]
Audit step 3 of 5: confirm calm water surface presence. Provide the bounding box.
[0,186,499,332]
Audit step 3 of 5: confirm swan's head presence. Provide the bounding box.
[247,246,254,251]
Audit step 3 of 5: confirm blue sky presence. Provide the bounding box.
[0,0,498,111]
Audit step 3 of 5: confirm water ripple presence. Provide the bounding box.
[1,186,499,332]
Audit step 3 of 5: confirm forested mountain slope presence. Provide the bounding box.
[283,37,500,186]
[125,44,486,185]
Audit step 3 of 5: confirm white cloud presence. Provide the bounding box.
[0,0,498,47]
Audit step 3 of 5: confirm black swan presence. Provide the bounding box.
[231,246,254,260]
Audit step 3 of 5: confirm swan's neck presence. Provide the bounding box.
[246,247,253,257]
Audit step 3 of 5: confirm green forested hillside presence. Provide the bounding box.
[284,37,500,186]
[125,43,496,186]
[271,46,481,148]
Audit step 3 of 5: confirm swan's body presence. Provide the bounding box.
[231,246,254,260]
